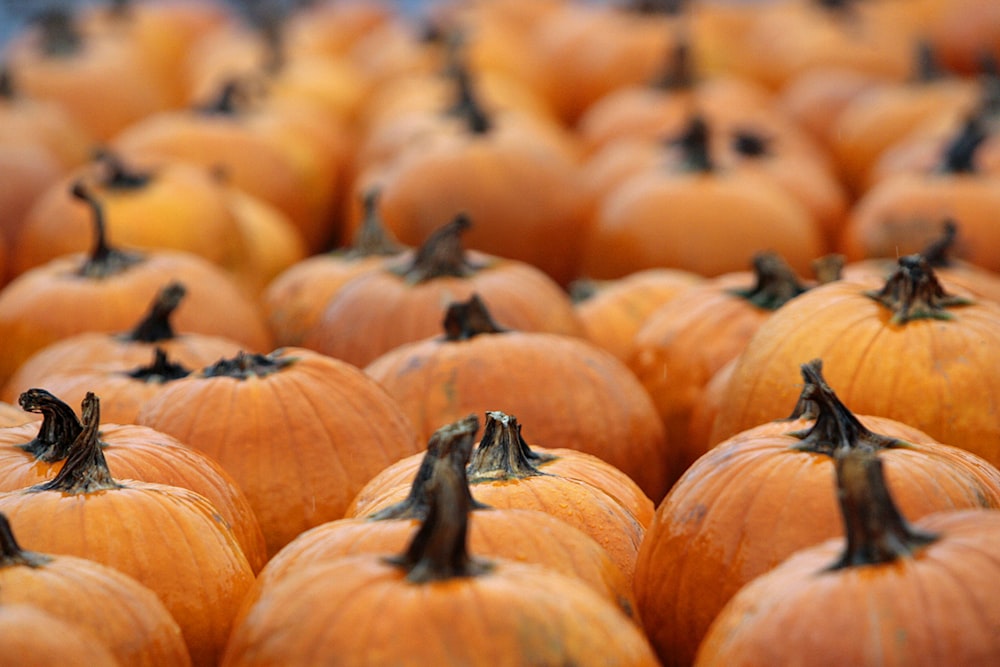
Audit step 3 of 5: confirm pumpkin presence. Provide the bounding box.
[570,268,703,362]
[579,115,825,279]
[710,255,1000,467]
[0,512,191,666]
[0,392,256,667]
[0,388,268,573]
[0,603,121,667]
[350,410,646,585]
[263,189,407,347]
[349,413,655,529]
[220,432,659,667]
[924,0,1000,74]
[347,58,587,286]
[1,5,174,141]
[136,347,422,556]
[300,214,584,368]
[629,251,812,482]
[634,358,1000,667]
[112,76,347,253]
[1,281,243,404]
[0,183,273,387]
[254,415,639,622]
[695,445,1000,666]
[364,294,672,502]
[839,111,1000,272]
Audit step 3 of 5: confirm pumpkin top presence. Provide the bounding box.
[368,414,484,521]
[652,38,693,91]
[383,438,493,583]
[0,513,50,568]
[937,112,988,174]
[345,189,405,260]
[445,55,492,136]
[126,347,192,384]
[17,388,82,463]
[93,149,153,190]
[467,411,547,482]
[121,282,186,343]
[788,359,905,455]
[31,6,83,57]
[201,350,295,380]
[391,214,489,284]
[442,294,509,341]
[69,182,145,279]
[669,114,714,173]
[830,447,940,569]
[865,254,972,324]
[727,251,810,311]
[32,392,121,495]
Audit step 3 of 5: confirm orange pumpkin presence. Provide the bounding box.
[710,255,1000,467]
[1,281,243,405]
[629,252,812,482]
[570,268,703,362]
[0,183,273,387]
[634,359,1000,667]
[257,415,639,622]
[0,603,121,667]
[136,347,422,557]
[0,513,191,666]
[695,446,1000,666]
[220,432,659,667]
[0,388,268,573]
[301,214,584,368]
[0,393,256,667]
[364,294,672,501]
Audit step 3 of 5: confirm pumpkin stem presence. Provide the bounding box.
[384,441,493,583]
[69,181,144,279]
[727,251,809,311]
[442,294,508,341]
[0,513,50,568]
[395,214,484,283]
[446,52,492,135]
[812,254,845,285]
[0,67,13,100]
[653,37,693,90]
[937,112,988,174]
[829,447,939,570]
[32,393,121,495]
[865,254,972,324]
[732,129,771,158]
[92,149,152,190]
[568,277,601,304]
[126,347,192,383]
[346,189,405,259]
[789,359,903,454]
[671,115,714,173]
[466,411,546,482]
[16,389,82,463]
[32,6,82,57]
[201,350,295,379]
[369,414,485,520]
[919,219,960,269]
[627,0,686,15]
[197,78,256,116]
[123,282,186,343]
[912,40,945,83]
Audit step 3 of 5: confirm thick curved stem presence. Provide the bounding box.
[347,189,405,259]
[124,282,185,343]
[829,447,939,570]
[16,389,82,463]
[865,255,972,324]
[670,115,714,173]
[368,414,484,520]
[727,251,809,311]
[0,513,50,568]
[32,393,120,495]
[396,214,483,283]
[69,182,144,279]
[442,294,508,341]
[466,411,545,482]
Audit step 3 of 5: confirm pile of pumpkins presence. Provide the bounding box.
[2,0,1000,664]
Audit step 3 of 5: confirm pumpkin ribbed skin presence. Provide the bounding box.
[364,303,670,502]
[0,393,255,667]
[0,422,267,574]
[635,362,1000,667]
[710,265,1000,467]
[0,604,122,667]
[0,516,191,667]
[137,347,422,557]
